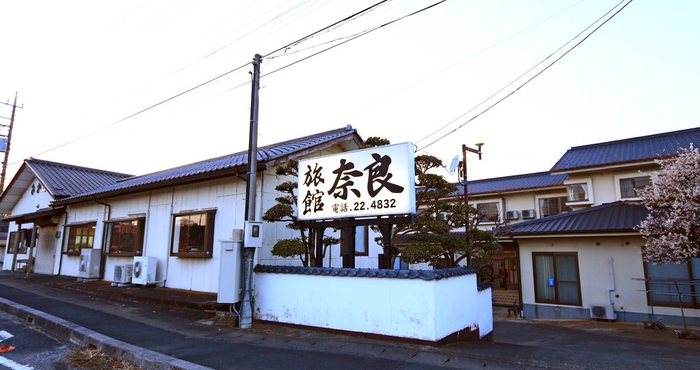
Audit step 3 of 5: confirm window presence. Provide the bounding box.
[477,202,500,223]
[171,211,215,257]
[355,225,368,256]
[566,183,589,202]
[533,252,581,305]
[7,232,18,254]
[64,223,96,254]
[538,197,572,217]
[7,229,31,254]
[105,218,145,256]
[644,258,700,308]
[620,176,651,198]
[393,256,409,270]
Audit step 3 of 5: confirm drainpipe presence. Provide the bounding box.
[607,256,616,306]
[58,212,68,276]
[93,198,111,279]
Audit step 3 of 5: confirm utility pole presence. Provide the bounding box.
[0,92,22,192]
[461,143,483,266]
[240,54,262,329]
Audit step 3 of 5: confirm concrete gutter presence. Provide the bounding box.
[0,297,212,370]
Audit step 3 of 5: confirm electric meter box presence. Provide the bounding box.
[244,221,263,248]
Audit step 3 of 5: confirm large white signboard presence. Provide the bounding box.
[297,142,416,220]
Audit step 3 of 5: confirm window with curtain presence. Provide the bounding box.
[566,183,588,202]
[533,252,581,305]
[644,258,700,308]
[477,202,500,223]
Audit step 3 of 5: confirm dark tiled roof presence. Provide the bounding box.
[550,127,700,172]
[254,265,477,281]
[54,126,361,204]
[26,158,132,198]
[451,172,568,196]
[501,201,648,236]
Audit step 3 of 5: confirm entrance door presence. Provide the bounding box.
[33,226,56,274]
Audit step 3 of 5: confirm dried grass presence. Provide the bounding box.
[66,347,142,370]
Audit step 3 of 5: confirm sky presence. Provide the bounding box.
[0,0,698,186]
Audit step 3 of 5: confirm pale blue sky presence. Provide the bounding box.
[0,0,697,183]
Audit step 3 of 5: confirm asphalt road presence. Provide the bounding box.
[0,274,699,370]
[0,279,453,370]
[0,313,79,370]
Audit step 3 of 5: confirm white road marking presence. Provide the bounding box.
[0,356,33,370]
[0,332,12,342]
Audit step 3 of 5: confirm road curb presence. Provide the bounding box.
[0,297,212,370]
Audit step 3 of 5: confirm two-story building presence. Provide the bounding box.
[453,127,699,326]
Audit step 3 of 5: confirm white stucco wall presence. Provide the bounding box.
[2,179,55,271]
[254,269,492,342]
[518,235,700,323]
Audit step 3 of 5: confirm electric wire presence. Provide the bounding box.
[416,0,634,153]
[18,0,397,162]
[216,0,447,96]
[265,0,446,74]
[335,0,587,130]
[171,0,320,75]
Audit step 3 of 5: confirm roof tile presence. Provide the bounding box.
[500,201,648,235]
[453,172,568,196]
[54,126,360,204]
[254,264,477,281]
[26,159,132,198]
[551,127,700,172]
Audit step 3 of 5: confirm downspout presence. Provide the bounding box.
[516,245,524,319]
[93,198,111,280]
[58,212,68,276]
[165,188,177,287]
[607,256,616,306]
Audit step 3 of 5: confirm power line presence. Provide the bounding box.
[21,0,439,162]
[415,0,634,153]
[333,0,588,130]
[213,1,447,98]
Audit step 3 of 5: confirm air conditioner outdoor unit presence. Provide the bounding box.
[79,248,100,279]
[590,304,616,320]
[521,209,536,219]
[506,210,520,220]
[132,256,157,285]
[113,264,133,284]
